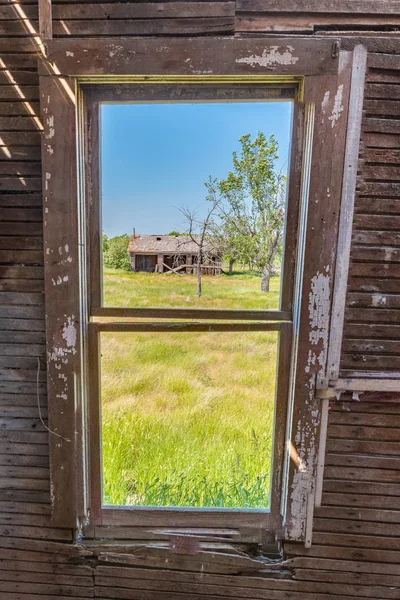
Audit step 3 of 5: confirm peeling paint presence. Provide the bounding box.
[66,51,74,57]
[236,46,299,69]
[372,293,387,307]
[328,84,344,128]
[62,316,77,350]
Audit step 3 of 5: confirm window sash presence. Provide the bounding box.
[87,321,292,535]
[84,82,302,320]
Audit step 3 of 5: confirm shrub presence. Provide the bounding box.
[103,233,131,271]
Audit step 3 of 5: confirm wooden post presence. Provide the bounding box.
[39,0,52,41]
[157,254,164,273]
[130,254,136,272]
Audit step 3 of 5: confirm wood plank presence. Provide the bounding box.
[352,230,400,246]
[363,117,400,134]
[39,0,52,40]
[325,449,400,466]
[358,181,400,196]
[51,17,234,37]
[354,197,400,213]
[237,0,400,13]
[327,45,367,383]
[315,505,400,524]
[342,353,400,369]
[285,541,400,563]
[326,438,400,456]
[237,15,400,34]
[362,165,400,180]
[363,132,400,148]
[344,323,400,338]
[366,83,400,100]
[343,339,400,355]
[324,465,400,483]
[52,2,235,19]
[326,411,400,432]
[353,214,400,230]
[45,37,339,77]
[369,52,400,71]
[328,424,400,441]
[347,291,400,308]
[364,100,400,118]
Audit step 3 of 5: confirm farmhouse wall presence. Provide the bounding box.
[1,2,400,598]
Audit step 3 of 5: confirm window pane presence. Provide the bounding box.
[100,99,293,309]
[100,330,278,508]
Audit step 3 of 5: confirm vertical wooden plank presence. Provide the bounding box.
[314,397,330,508]
[39,0,52,42]
[40,68,79,527]
[327,45,367,384]
[284,52,352,542]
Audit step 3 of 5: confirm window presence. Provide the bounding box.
[85,83,297,535]
[40,38,357,546]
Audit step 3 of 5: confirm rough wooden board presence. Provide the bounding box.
[237,0,400,13]
[45,37,339,76]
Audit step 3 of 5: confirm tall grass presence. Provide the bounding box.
[101,270,280,508]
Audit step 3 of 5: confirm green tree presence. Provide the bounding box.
[103,233,131,271]
[217,132,286,292]
[102,232,109,254]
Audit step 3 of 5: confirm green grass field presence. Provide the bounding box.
[101,269,280,508]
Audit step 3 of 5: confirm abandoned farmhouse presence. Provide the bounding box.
[128,234,222,274]
[3,1,400,599]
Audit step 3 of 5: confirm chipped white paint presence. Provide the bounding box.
[45,172,51,191]
[66,51,74,57]
[62,316,77,350]
[321,90,330,116]
[46,115,55,139]
[328,84,344,128]
[372,293,387,307]
[287,389,319,540]
[306,271,331,378]
[236,46,299,69]
[108,45,123,58]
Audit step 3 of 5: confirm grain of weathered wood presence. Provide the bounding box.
[40,73,81,528]
[237,0,400,13]
[38,0,52,40]
[45,37,339,76]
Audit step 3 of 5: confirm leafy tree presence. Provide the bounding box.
[103,233,131,271]
[216,132,286,292]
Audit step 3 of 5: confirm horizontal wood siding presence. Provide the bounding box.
[1,2,400,599]
[340,42,400,375]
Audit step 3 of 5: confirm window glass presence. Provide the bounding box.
[100,101,292,309]
[100,330,278,508]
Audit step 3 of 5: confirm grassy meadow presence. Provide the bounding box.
[101,269,280,508]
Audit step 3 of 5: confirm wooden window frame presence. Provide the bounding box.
[85,81,299,538]
[39,37,354,546]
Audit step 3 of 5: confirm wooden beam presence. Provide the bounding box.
[326,45,367,384]
[38,0,52,42]
[44,37,339,78]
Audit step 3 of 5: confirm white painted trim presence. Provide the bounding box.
[326,45,368,383]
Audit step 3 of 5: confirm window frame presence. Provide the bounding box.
[84,81,300,536]
[39,37,353,546]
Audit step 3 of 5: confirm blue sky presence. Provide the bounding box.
[101,101,293,238]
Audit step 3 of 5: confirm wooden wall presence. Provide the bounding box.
[1,2,400,599]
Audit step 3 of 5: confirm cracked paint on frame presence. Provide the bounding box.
[236,46,299,69]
